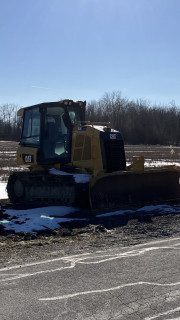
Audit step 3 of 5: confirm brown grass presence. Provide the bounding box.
[0,141,179,178]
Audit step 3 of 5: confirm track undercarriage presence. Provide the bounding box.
[7,171,90,208]
[6,168,180,210]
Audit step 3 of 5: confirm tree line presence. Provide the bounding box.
[86,92,180,145]
[0,92,180,145]
[0,104,22,141]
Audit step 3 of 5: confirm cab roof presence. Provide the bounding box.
[17,99,86,117]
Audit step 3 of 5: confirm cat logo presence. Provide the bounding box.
[23,154,33,163]
[110,134,116,139]
[78,127,86,131]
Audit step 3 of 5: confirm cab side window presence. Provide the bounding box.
[21,108,40,146]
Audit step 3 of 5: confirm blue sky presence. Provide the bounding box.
[0,0,180,107]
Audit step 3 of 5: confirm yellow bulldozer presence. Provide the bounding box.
[7,99,180,209]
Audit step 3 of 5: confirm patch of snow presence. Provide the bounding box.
[0,181,8,199]
[0,151,16,154]
[0,206,81,233]
[144,160,180,167]
[1,167,20,171]
[49,168,71,176]
[126,160,180,168]
[97,204,180,218]
[0,219,9,224]
[49,168,90,183]
[96,210,134,218]
[1,203,180,234]
[73,173,90,183]
[88,125,118,132]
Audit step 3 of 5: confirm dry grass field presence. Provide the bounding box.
[125,144,180,162]
[0,141,180,179]
[0,141,18,178]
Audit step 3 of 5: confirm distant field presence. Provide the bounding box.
[0,141,180,179]
[0,141,18,178]
[125,144,180,161]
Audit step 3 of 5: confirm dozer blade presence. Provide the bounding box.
[90,169,180,210]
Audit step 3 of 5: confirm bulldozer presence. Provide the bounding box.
[7,99,180,210]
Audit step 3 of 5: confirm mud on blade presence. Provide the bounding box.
[90,169,180,210]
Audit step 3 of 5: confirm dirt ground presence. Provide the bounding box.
[0,141,180,266]
[0,211,180,267]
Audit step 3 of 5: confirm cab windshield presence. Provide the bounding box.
[42,106,70,161]
[20,101,84,164]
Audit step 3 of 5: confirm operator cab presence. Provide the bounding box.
[19,100,86,164]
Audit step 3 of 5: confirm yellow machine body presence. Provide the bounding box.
[16,123,115,175]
